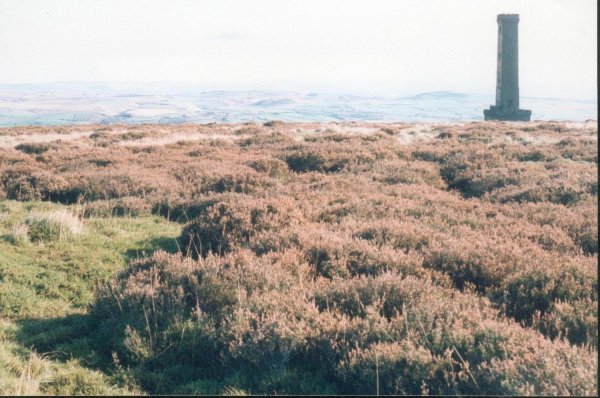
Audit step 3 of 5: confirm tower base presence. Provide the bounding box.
[484,106,531,121]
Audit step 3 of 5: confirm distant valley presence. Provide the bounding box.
[0,82,596,126]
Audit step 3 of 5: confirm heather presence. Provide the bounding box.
[0,120,597,395]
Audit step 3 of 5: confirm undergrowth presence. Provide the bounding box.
[0,121,597,395]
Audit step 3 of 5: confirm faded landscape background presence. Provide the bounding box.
[0,82,597,126]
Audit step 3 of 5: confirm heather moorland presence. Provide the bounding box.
[0,120,597,395]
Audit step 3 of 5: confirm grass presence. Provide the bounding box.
[23,209,83,243]
[0,121,597,395]
[0,200,180,395]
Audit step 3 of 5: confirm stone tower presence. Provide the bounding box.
[484,14,531,121]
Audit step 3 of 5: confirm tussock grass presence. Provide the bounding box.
[7,223,29,246]
[24,209,83,242]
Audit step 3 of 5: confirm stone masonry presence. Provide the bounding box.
[484,14,531,121]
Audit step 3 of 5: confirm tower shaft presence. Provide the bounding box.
[496,15,519,110]
[484,14,531,121]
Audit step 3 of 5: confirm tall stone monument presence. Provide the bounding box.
[484,14,531,121]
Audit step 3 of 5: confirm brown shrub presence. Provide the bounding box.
[246,158,290,179]
[92,250,597,395]
[2,121,597,394]
[15,142,55,154]
[180,196,305,258]
[1,165,69,201]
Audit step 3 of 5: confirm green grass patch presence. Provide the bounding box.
[0,200,180,395]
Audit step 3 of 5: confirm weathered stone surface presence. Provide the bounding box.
[484,14,531,121]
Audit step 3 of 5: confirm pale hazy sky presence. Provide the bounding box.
[0,0,596,99]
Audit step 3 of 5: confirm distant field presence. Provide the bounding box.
[0,121,597,395]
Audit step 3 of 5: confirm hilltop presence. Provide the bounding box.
[0,120,597,395]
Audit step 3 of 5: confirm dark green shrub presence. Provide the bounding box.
[498,186,586,206]
[152,196,224,222]
[54,174,157,204]
[493,264,597,321]
[336,341,454,395]
[91,254,226,392]
[489,263,597,346]
[285,152,328,173]
[1,166,68,201]
[15,142,54,154]
[571,223,598,255]
[263,120,285,127]
[179,197,303,258]
[88,159,114,167]
[247,158,290,179]
[83,197,152,218]
[199,172,272,195]
[538,299,598,347]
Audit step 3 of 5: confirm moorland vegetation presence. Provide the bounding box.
[0,121,597,395]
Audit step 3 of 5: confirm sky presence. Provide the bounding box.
[0,0,596,100]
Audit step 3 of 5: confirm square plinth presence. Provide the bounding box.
[484,107,531,121]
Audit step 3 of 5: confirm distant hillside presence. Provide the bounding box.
[0,83,597,126]
[252,98,296,106]
[402,91,469,100]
